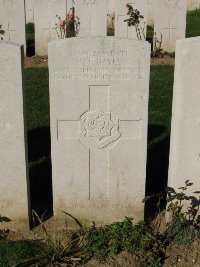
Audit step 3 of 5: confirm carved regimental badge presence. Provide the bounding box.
[82,0,98,7]
[165,0,180,8]
[2,0,14,7]
[46,0,56,9]
[79,109,121,149]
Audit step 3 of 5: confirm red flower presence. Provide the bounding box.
[69,14,75,21]
[59,20,65,28]
[126,3,129,7]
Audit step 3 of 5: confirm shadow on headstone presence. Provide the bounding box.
[26,23,35,57]
[27,126,53,229]
[145,124,170,221]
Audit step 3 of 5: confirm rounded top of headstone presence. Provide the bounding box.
[0,41,22,48]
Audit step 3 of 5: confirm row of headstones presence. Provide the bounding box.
[147,0,200,25]
[0,0,192,55]
[1,35,200,229]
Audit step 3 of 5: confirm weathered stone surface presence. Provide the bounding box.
[168,37,200,202]
[154,0,187,52]
[0,42,29,229]
[0,0,26,51]
[187,0,200,10]
[25,0,35,23]
[34,0,66,55]
[49,37,150,225]
[115,0,147,40]
[74,0,107,37]
[147,0,154,26]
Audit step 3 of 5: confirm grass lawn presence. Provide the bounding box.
[0,240,39,266]
[186,9,200,38]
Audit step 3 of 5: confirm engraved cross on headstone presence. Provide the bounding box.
[57,85,141,200]
[116,2,138,39]
[81,20,98,36]
[44,22,56,40]
[163,21,176,40]
[4,23,16,42]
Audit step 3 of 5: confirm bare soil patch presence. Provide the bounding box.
[25,55,48,68]
[4,220,200,267]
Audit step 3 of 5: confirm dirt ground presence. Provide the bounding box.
[4,228,200,267]
[24,54,175,68]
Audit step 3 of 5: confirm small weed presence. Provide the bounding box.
[165,215,197,245]
[144,180,200,247]
[84,217,156,262]
[13,212,83,266]
[143,252,162,267]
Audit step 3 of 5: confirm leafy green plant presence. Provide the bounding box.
[84,217,156,262]
[143,252,162,267]
[165,215,197,245]
[124,4,145,40]
[144,180,200,245]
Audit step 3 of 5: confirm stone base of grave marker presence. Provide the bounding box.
[49,37,150,226]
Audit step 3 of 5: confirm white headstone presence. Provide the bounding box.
[147,0,154,26]
[168,37,200,204]
[0,42,29,229]
[154,0,187,52]
[49,37,150,225]
[187,0,200,10]
[25,0,35,23]
[0,0,26,51]
[74,0,107,37]
[115,0,147,40]
[34,0,66,55]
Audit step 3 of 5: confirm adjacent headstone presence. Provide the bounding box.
[0,0,26,51]
[115,0,148,39]
[153,0,187,52]
[0,42,29,229]
[74,0,107,37]
[147,0,154,26]
[49,37,150,225]
[187,0,200,10]
[34,0,66,55]
[168,37,200,205]
[25,0,35,23]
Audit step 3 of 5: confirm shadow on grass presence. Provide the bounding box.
[26,38,35,57]
[145,124,170,221]
[27,127,53,229]
[26,23,35,57]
